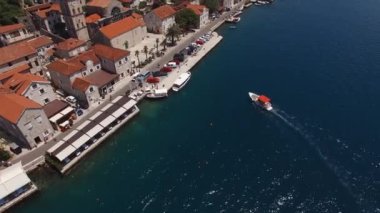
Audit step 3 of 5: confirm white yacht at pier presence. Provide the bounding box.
[172,72,191,92]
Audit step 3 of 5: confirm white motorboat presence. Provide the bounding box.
[172,72,191,92]
[244,3,253,8]
[146,89,168,99]
[248,92,273,111]
[226,16,241,23]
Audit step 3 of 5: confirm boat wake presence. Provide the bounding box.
[269,108,380,211]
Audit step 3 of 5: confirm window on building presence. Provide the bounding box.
[72,9,75,15]
[35,60,39,66]
[22,29,27,34]
[121,73,124,78]
[125,57,128,61]
[39,88,45,94]
[25,122,33,130]
[83,72,87,76]
[89,87,94,92]
[90,68,93,72]
[43,129,50,136]
[31,83,37,89]
[25,56,29,60]
[9,31,20,38]
[97,65,100,69]
[44,98,50,104]
[35,116,43,123]
[119,61,122,65]
[8,62,12,67]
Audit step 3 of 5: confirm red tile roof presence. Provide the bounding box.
[87,0,111,8]
[47,50,99,76]
[4,73,49,95]
[186,4,206,16]
[131,12,143,19]
[86,13,102,24]
[0,43,36,66]
[0,23,25,34]
[26,36,53,49]
[93,44,129,61]
[0,64,31,83]
[153,5,176,20]
[72,77,91,92]
[0,93,41,124]
[100,16,144,39]
[25,3,51,12]
[56,38,86,51]
[47,60,83,76]
[34,3,61,19]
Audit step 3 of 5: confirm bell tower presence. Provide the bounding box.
[60,0,90,41]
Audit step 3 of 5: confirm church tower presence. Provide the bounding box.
[60,0,90,41]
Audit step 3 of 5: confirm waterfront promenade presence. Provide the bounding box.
[7,4,242,172]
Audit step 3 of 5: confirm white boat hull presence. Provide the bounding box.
[248,92,273,111]
[173,72,191,92]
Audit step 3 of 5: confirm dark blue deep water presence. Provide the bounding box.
[14,0,380,212]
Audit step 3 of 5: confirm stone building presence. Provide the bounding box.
[60,0,90,41]
[143,5,176,34]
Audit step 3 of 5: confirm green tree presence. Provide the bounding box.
[135,50,140,67]
[155,38,160,54]
[175,8,199,30]
[124,41,129,49]
[143,45,149,61]
[0,0,23,25]
[166,24,181,46]
[204,0,219,13]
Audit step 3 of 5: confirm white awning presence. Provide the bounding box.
[0,162,31,200]
[49,113,64,123]
[60,106,74,115]
[89,111,102,121]
[85,124,103,137]
[71,134,91,149]
[76,120,91,131]
[112,107,127,118]
[47,140,65,154]
[55,145,76,161]
[99,115,116,127]
[59,120,70,128]
[100,103,113,112]
[122,100,137,110]
[62,130,79,142]
[111,96,123,104]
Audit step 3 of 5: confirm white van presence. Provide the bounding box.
[165,62,177,68]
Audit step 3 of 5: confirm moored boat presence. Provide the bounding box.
[226,16,241,23]
[244,3,253,8]
[248,92,273,111]
[172,72,191,92]
[146,89,168,99]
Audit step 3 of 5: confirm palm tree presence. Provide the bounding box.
[135,50,140,67]
[167,24,181,46]
[155,38,160,54]
[162,38,167,51]
[143,45,149,61]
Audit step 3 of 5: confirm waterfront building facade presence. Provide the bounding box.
[143,5,176,34]
[0,93,54,148]
[96,16,147,49]
[186,4,209,28]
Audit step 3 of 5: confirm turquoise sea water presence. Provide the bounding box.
[14,0,380,212]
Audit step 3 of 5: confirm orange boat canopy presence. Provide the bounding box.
[258,95,271,103]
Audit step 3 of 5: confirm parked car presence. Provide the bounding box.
[173,53,185,62]
[9,143,21,154]
[165,62,177,68]
[65,96,77,106]
[76,109,83,116]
